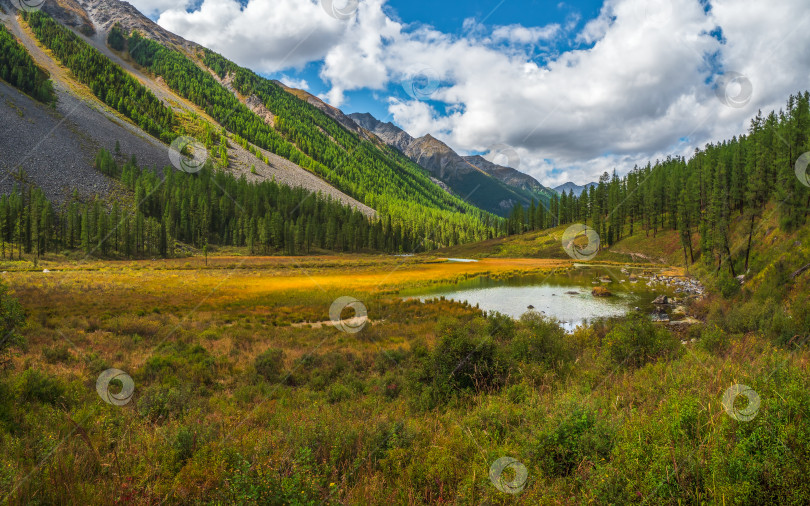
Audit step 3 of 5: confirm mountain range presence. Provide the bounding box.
[0,0,559,220]
[348,112,555,213]
[553,181,598,197]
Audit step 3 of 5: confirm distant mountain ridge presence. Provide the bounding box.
[349,112,554,216]
[0,0,554,226]
[554,181,597,196]
[463,154,552,197]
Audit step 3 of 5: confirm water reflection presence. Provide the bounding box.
[403,268,666,332]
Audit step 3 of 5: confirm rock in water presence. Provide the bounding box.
[652,295,668,305]
[592,286,612,297]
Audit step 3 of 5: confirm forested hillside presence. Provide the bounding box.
[121,30,500,248]
[25,11,175,142]
[5,11,505,252]
[1,149,421,258]
[0,23,54,103]
[508,92,810,277]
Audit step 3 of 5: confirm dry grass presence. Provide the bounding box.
[1,251,808,505]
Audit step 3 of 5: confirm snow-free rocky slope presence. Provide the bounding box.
[349,112,554,215]
[0,0,374,215]
[1,0,553,220]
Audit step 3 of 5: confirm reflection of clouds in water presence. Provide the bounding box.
[414,284,640,332]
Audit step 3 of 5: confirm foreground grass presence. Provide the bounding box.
[0,253,808,504]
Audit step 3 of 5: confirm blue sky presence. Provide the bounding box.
[290,0,604,121]
[135,0,810,187]
[147,0,606,123]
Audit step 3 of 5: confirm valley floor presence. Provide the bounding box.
[0,249,808,504]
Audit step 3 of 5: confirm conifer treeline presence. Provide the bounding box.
[20,11,499,247]
[25,12,176,142]
[508,92,810,273]
[0,24,54,103]
[1,150,477,258]
[122,31,499,246]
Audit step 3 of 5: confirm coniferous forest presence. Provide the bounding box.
[123,30,499,247]
[3,2,810,505]
[0,23,54,103]
[25,12,176,142]
[0,149,436,258]
[507,92,810,275]
[16,11,501,253]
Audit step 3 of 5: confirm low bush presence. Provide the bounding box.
[15,369,66,406]
[255,348,285,382]
[533,407,614,478]
[42,345,72,364]
[411,318,504,406]
[510,312,573,370]
[698,324,729,353]
[602,313,680,368]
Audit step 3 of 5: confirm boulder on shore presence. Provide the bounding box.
[592,286,612,297]
[652,295,669,305]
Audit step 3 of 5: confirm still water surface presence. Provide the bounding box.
[403,266,667,331]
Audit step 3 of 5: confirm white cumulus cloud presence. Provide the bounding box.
[131,0,810,187]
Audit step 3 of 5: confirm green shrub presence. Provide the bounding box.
[172,426,196,472]
[426,318,502,393]
[219,453,321,505]
[407,318,506,409]
[534,408,614,477]
[144,342,217,386]
[326,382,352,403]
[42,345,72,364]
[717,268,740,298]
[510,312,573,369]
[602,313,679,368]
[698,325,729,353]
[0,380,14,430]
[367,420,413,462]
[487,311,516,341]
[255,348,285,382]
[374,347,407,373]
[381,372,401,400]
[83,352,109,375]
[506,383,529,404]
[15,369,66,406]
[137,384,192,420]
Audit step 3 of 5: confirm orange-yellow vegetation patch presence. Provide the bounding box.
[4,256,572,315]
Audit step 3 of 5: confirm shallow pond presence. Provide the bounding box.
[402,266,673,331]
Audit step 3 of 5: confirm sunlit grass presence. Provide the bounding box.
[1,252,808,504]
